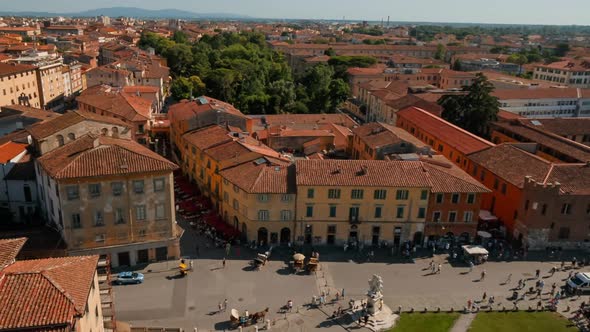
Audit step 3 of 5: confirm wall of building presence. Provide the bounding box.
[0,69,41,108]
[76,271,105,332]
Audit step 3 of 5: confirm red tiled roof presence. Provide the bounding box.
[545,164,590,195]
[0,141,28,163]
[397,106,494,155]
[353,122,427,150]
[0,238,27,270]
[467,144,552,188]
[0,62,36,76]
[27,110,128,140]
[37,135,178,179]
[182,125,233,151]
[0,255,99,330]
[295,159,488,193]
[0,273,76,330]
[221,161,293,194]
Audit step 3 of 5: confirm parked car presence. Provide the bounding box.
[566,272,590,294]
[113,272,144,285]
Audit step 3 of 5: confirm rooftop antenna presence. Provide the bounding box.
[387,16,390,27]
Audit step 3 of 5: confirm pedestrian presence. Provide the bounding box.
[189,260,194,270]
[481,270,486,281]
[518,279,523,289]
[222,257,226,268]
[561,260,566,271]
[535,269,540,279]
[505,273,512,284]
[218,302,223,313]
[245,310,249,318]
[429,260,434,270]
[225,243,231,256]
[467,299,472,311]
[358,316,363,325]
[437,264,442,274]
[431,263,436,274]
[537,288,542,299]
[288,299,293,312]
[342,288,345,298]
[224,299,228,311]
[364,314,369,325]
[469,261,474,273]
[550,266,556,276]
[335,291,340,301]
[482,292,487,301]
[537,300,543,310]
[551,283,556,296]
[573,257,577,269]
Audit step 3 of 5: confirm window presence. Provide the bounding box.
[493,178,499,190]
[280,210,292,221]
[306,205,314,218]
[541,204,547,216]
[281,194,292,202]
[94,211,104,226]
[561,203,572,215]
[420,190,428,200]
[138,229,146,237]
[501,183,507,195]
[88,183,101,197]
[524,200,529,211]
[223,192,229,202]
[396,206,405,218]
[433,211,441,222]
[153,178,165,192]
[374,206,382,218]
[95,234,105,242]
[396,190,409,200]
[480,170,486,181]
[448,211,457,222]
[327,225,336,234]
[436,193,444,204]
[232,199,239,210]
[437,144,444,152]
[66,185,79,200]
[351,189,364,199]
[67,133,75,141]
[155,204,166,219]
[258,210,269,221]
[56,135,65,147]
[233,185,239,193]
[558,227,570,240]
[72,213,81,228]
[111,182,123,196]
[329,206,337,218]
[451,193,460,204]
[374,189,387,200]
[136,205,146,221]
[307,188,315,199]
[328,189,341,199]
[133,180,144,194]
[258,194,269,202]
[418,207,426,219]
[467,194,475,204]
[463,211,473,222]
[115,208,124,224]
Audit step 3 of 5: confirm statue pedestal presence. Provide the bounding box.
[367,292,383,315]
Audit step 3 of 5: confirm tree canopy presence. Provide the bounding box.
[438,73,500,138]
[140,31,352,114]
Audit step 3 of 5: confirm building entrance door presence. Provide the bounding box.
[118,252,131,267]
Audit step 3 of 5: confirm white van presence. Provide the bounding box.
[566,272,590,293]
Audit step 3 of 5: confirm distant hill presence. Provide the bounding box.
[0,7,250,19]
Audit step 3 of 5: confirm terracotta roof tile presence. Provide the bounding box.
[182,125,233,151]
[0,237,26,270]
[545,164,590,195]
[397,107,494,155]
[0,62,36,76]
[250,113,358,132]
[0,141,27,163]
[221,161,294,194]
[518,118,590,137]
[37,135,178,179]
[492,121,590,162]
[352,122,427,151]
[467,144,552,188]
[0,273,76,330]
[27,110,129,140]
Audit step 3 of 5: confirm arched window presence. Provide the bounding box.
[101,128,108,136]
[56,135,65,147]
[67,133,75,141]
[111,127,119,138]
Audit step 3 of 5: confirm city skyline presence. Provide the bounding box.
[1,0,589,26]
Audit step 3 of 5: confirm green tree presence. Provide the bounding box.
[324,47,336,56]
[434,44,446,60]
[438,73,499,138]
[172,31,189,44]
[507,54,528,74]
[164,44,193,76]
[555,43,570,57]
[170,76,206,100]
[328,79,350,112]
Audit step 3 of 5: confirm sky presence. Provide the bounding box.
[2,0,590,26]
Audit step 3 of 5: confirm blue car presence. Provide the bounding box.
[113,272,144,285]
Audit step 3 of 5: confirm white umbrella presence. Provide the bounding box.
[477,231,492,238]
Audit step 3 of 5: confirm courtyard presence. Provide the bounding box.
[113,221,589,331]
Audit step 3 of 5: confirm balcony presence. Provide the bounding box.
[349,215,361,225]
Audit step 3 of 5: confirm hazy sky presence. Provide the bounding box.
[3,0,590,25]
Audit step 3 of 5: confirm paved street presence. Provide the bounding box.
[113,220,590,331]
